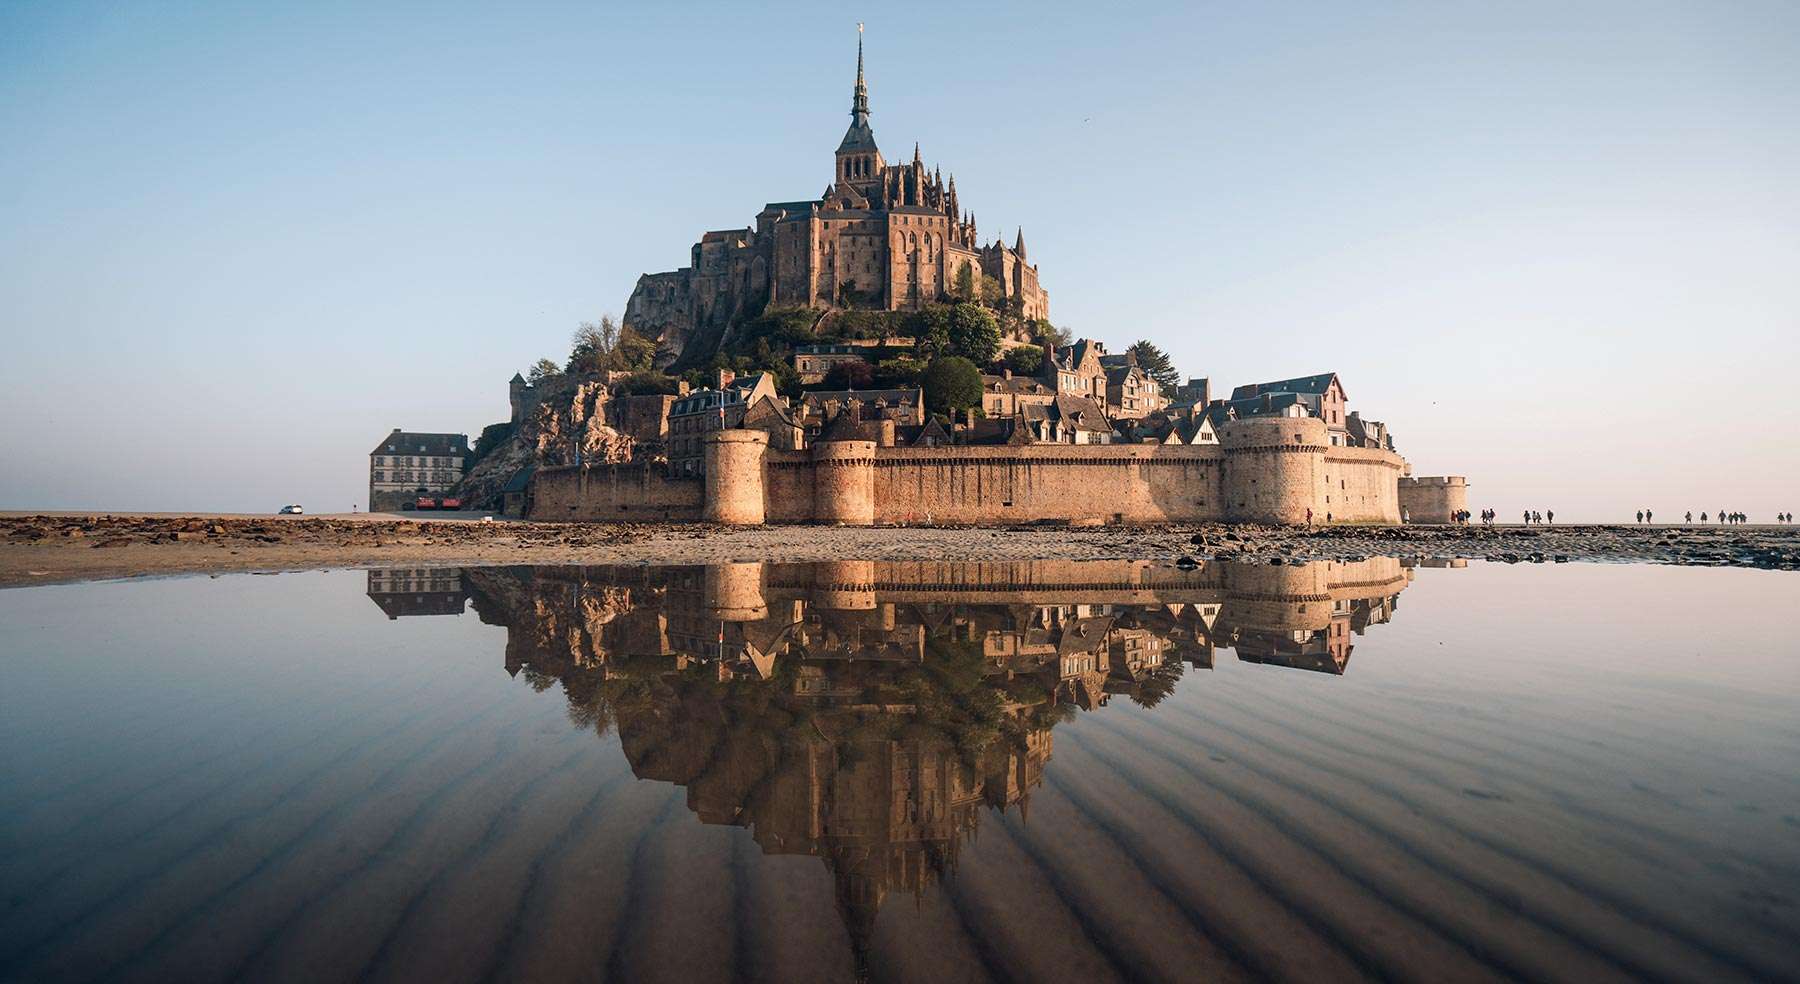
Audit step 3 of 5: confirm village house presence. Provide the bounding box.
[667,371,779,475]
[792,344,872,384]
[1229,372,1350,445]
[797,387,925,432]
[368,430,469,511]
[1100,354,1168,420]
[978,371,1056,418]
[1043,339,1109,403]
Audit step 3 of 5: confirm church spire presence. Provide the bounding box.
[851,23,869,119]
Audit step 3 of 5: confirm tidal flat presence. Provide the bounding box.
[2,558,1796,982]
[3,514,1798,588]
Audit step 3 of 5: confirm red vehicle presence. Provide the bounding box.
[414,496,439,510]
[438,496,462,511]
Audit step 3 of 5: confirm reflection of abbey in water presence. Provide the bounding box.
[450,558,1413,965]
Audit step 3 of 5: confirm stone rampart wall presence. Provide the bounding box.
[1398,476,1468,524]
[1323,448,1405,524]
[529,464,702,522]
[867,445,1227,524]
[529,430,1416,526]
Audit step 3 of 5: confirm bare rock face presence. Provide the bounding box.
[456,378,639,508]
[624,272,696,369]
[533,380,634,467]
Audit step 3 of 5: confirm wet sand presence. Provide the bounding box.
[2,513,1796,587]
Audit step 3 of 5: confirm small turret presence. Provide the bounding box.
[1014,227,1027,260]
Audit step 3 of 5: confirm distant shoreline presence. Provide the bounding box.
[2,515,1795,588]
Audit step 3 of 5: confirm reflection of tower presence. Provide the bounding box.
[703,562,767,621]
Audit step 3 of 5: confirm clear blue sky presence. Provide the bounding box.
[3,1,1796,520]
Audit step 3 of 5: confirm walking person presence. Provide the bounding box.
[1524,510,1530,525]
[1637,510,1644,524]
[1646,509,1653,524]
[1306,507,1313,528]
[1685,511,1692,524]
[1546,510,1554,525]
[1701,512,1708,523]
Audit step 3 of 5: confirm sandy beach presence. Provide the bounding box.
[2,512,1796,587]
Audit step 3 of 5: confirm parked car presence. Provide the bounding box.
[439,496,462,510]
[278,504,304,515]
[415,496,439,510]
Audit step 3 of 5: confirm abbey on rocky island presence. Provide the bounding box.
[623,30,1048,365]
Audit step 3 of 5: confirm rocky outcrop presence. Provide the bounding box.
[456,377,639,508]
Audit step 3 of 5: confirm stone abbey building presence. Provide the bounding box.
[623,32,1048,363]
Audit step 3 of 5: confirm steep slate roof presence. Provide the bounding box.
[1052,394,1114,432]
[980,373,1054,395]
[1226,392,1321,419]
[372,431,469,456]
[800,388,922,414]
[1229,372,1341,401]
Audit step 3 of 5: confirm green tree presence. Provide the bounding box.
[1002,345,1043,376]
[527,358,561,382]
[952,261,976,301]
[922,355,983,416]
[567,316,657,374]
[613,328,657,372]
[617,370,678,396]
[1129,339,1181,393]
[977,274,1003,307]
[1033,319,1070,349]
[947,303,1001,365]
[471,421,515,464]
[873,355,926,388]
[824,360,875,390]
[912,305,954,353]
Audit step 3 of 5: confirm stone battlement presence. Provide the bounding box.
[526,416,1411,526]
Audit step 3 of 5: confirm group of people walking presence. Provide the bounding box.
[1464,508,1549,525]
[1454,508,1789,526]
[1658,511,1790,525]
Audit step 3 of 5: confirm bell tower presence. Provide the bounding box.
[833,24,883,195]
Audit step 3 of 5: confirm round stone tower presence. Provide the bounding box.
[811,559,877,610]
[812,439,877,525]
[702,430,769,525]
[703,562,768,621]
[1220,416,1330,525]
[1397,476,1468,524]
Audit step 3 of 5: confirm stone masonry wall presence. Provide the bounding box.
[868,445,1227,524]
[529,431,1412,526]
[1398,476,1468,524]
[529,464,703,522]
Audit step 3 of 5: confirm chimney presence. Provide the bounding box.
[717,368,735,389]
[1001,367,1012,380]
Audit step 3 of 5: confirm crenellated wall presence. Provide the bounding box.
[1398,476,1469,524]
[531,425,1417,526]
[869,445,1226,524]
